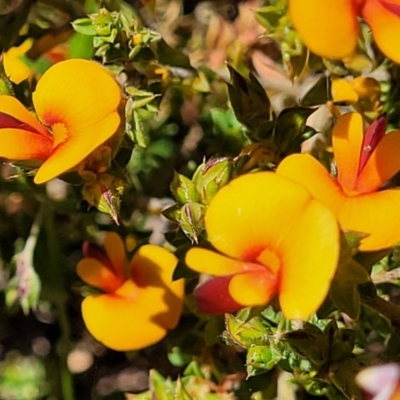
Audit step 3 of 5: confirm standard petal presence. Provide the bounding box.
[76,258,124,293]
[362,0,400,63]
[194,276,243,314]
[278,199,339,319]
[332,112,364,191]
[356,129,400,193]
[277,154,346,217]
[229,270,278,308]
[338,189,400,251]
[81,294,168,351]
[205,172,315,262]
[32,59,121,131]
[33,112,120,183]
[0,95,50,137]
[130,245,184,329]
[104,232,127,280]
[289,0,359,59]
[0,128,52,160]
[185,248,260,276]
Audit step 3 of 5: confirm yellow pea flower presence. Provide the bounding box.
[277,113,400,251]
[289,0,400,63]
[77,232,185,351]
[185,172,339,320]
[0,58,121,183]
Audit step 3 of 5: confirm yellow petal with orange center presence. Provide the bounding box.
[289,0,359,59]
[229,270,278,307]
[332,112,364,191]
[362,0,400,63]
[81,291,168,351]
[32,59,121,131]
[277,154,346,217]
[339,189,400,251]
[278,199,339,319]
[76,258,124,293]
[33,112,120,183]
[186,248,261,276]
[356,129,400,193]
[130,245,184,330]
[104,232,127,280]
[205,172,316,263]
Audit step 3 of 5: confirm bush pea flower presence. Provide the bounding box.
[0,58,121,184]
[77,232,184,351]
[289,0,400,63]
[277,113,400,251]
[185,172,339,320]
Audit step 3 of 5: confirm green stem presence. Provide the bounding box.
[42,201,75,400]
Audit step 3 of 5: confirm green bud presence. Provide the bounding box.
[180,202,206,243]
[92,9,113,29]
[171,172,199,203]
[224,313,273,348]
[246,345,281,376]
[193,158,233,205]
[81,173,125,225]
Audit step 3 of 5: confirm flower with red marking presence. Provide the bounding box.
[0,58,121,184]
[77,232,185,351]
[185,172,339,319]
[289,0,400,63]
[277,113,400,251]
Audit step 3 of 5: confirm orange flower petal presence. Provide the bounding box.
[331,78,359,104]
[33,112,120,183]
[0,128,52,161]
[104,232,126,280]
[332,112,364,191]
[205,172,315,263]
[130,245,184,330]
[339,189,400,251]
[362,0,400,63]
[194,276,244,314]
[276,154,346,217]
[356,129,400,193]
[81,293,168,351]
[229,270,278,308]
[289,0,359,59]
[32,59,121,131]
[76,258,124,293]
[278,199,339,319]
[185,248,260,276]
[0,96,50,137]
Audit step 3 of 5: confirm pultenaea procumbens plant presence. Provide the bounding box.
[185,172,340,320]
[277,113,400,251]
[289,0,400,63]
[77,232,184,351]
[0,58,121,183]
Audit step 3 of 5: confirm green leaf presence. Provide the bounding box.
[152,39,192,69]
[282,323,330,367]
[301,76,331,106]
[273,107,316,154]
[329,235,371,319]
[227,66,272,138]
[71,18,97,36]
